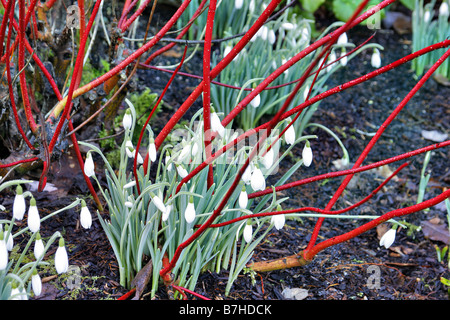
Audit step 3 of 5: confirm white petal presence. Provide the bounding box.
[0,239,8,270]
[122,110,132,130]
[80,206,92,229]
[234,0,243,9]
[268,29,276,44]
[176,165,188,178]
[302,144,313,167]
[32,273,42,296]
[285,125,296,145]
[272,214,285,230]
[440,2,449,16]
[379,229,396,249]
[371,49,381,68]
[251,168,266,191]
[149,143,157,162]
[13,193,26,220]
[84,153,95,177]
[239,190,248,209]
[123,180,136,189]
[152,195,166,213]
[262,148,274,169]
[55,245,69,274]
[281,22,294,30]
[211,113,225,137]
[337,32,348,45]
[27,204,40,233]
[250,93,261,108]
[243,224,253,243]
[162,204,172,221]
[34,239,45,260]
[184,202,196,223]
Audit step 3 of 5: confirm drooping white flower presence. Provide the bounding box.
[123,180,137,189]
[151,193,166,213]
[55,237,69,274]
[27,198,40,233]
[13,185,26,220]
[271,213,285,230]
[80,200,92,229]
[262,147,274,169]
[223,45,232,57]
[31,270,42,297]
[260,25,268,41]
[211,110,225,137]
[268,29,276,45]
[243,223,253,243]
[238,186,248,209]
[340,48,347,67]
[184,198,196,223]
[337,32,348,45]
[122,108,132,130]
[281,22,295,30]
[0,231,8,271]
[176,165,188,179]
[284,119,296,145]
[302,141,313,167]
[162,204,172,222]
[371,48,381,68]
[242,163,253,185]
[234,0,243,10]
[84,152,95,177]
[3,227,13,251]
[34,232,45,260]
[125,201,133,208]
[327,50,336,73]
[250,165,266,191]
[250,93,261,108]
[191,142,199,156]
[10,285,27,300]
[424,10,431,22]
[149,138,157,162]
[379,228,396,249]
[249,0,255,12]
[440,2,449,17]
[165,153,173,171]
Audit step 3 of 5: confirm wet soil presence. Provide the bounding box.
[1,6,449,301]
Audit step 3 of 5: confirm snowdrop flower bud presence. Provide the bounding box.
[13,185,26,220]
[165,153,173,171]
[176,164,188,178]
[250,92,261,108]
[4,227,13,251]
[239,185,248,209]
[151,193,166,213]
[340,48,347,67]
[440,2,449,17]
[327,50,336,73]
[31,269,42,296]
[84,152,95,177]
[371,48,381,68]
[281,22,295,30]
[249,0,255,12]
[268,29,276,45]
[0,230,8,271]
[302,141,313,167]
[11,285,27,300]
[379,228,396,249]
[149,138,157,162]
[27,197,40,233]
[284,118,296,145]
[55,237,69,274]
[224,45,232,57]
[162,204,172,221]
[271,213,285,230]
[211,109,225,137]
[191,142,199,156]
[125,201,133,208]
[184,197,196,223]
[262,147,274,169]
[260,25,268,41]
[234,0,243,10]
[34,232,45,260]
[123,180,136,189]
[424,10,431,22]
[80,200,92,229]
[243,222,253,243]
[250,165,266,191]
[122,109,132,130]
[242,163,252,184]
[337,32,348,45]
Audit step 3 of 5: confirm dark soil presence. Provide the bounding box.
[1,5,449,302]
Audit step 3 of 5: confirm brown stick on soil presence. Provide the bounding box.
[248,251,311,272]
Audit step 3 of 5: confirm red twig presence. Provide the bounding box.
[120,0,153,33]
[172,285,211,300]
[0,157,39,169]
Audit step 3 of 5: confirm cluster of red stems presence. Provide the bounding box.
[1,0,449,299]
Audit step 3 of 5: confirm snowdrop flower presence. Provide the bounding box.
[327,50,336,73]
[0,231,8,271]
[340,48,347,67]
[243,222,253,243]
[13,185,26,220]
[178,142,191,162]
[262,147,274,169]
[281,58,289,75]
[424,10,431,23]
[250,165,266,191]
[242,163,253,185]
[223,45,232,57]
[281,22,295,30]
[249,0,255,12]
[34,232,45,260]
[149,138,157,162]
[176,164,188,178]
[271,213,285,230]
[124,201,133,208]
[10,285,27,300]
[80,200,92,229]
[238,185,248,209]
[379,228,396,249]
[191,142,199,157]
[3,226,13,251]
[122,108,132,130]
[234,0,243,10]
[211,109,225,137]
[151,193,166,213]
[302,141,313,167]
[284,118,296,145]
[27,197,40,233]
[31,270,42,296]
[268,29,276,45]
[250,93,261,108]
[162,204,172,222]
[260,25,268,41]
[84,151,95,177]
[123,180,136,189]
[371,48,381,68]
[55,237,69,274]
[165,153,173,171]
[440,2,449,17]
[337,32,348,45]
[184,197,196,223]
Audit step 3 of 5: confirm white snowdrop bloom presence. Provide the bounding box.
[440,2,449,17]
[0,231,8,271]
[424,10,431,22]
[249,0,255,12]
[337,32,348,45]
[281,22,295,30]
[149,138,157,162]
[238,186,248,209]
[122,109,132,130]
[340,49,347,67]
[4,227,13,251]
[211,111,225,137]
[84,152,95,177]
[271,214,285,230]
[303,84,310,101]
[262,147,274,169]
[34,233,45,260]
[55,237,69,274]
[371,48,381,68]
[176,165,188,178]
[123,180,136,189]
[184,198,196,223]
[13,185,26,220]
[223,45,232,57]
[165,154,173,171]
[178,143,191,162]
[327,50,336,73]
[162,204,172,222]
[379,228,396,249]
[260,25,268,41]
[281,58,289,75]
[302,141,313,167]
[242,163,253,185]
[191,142,199,156]
[284,122,296,145]
[27,198,40,233]
[80,200,92,229]
[250,166,266,191]
[136,152,144,164]
[10,286,27,300]
[268,29,276,45]
[31,270,42,297]
[125,201,133,208]
[300,27,309,43]
[243,223,253,243]
[234,0,243,10]
[151,193,166,213]
[250,93,261,108]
